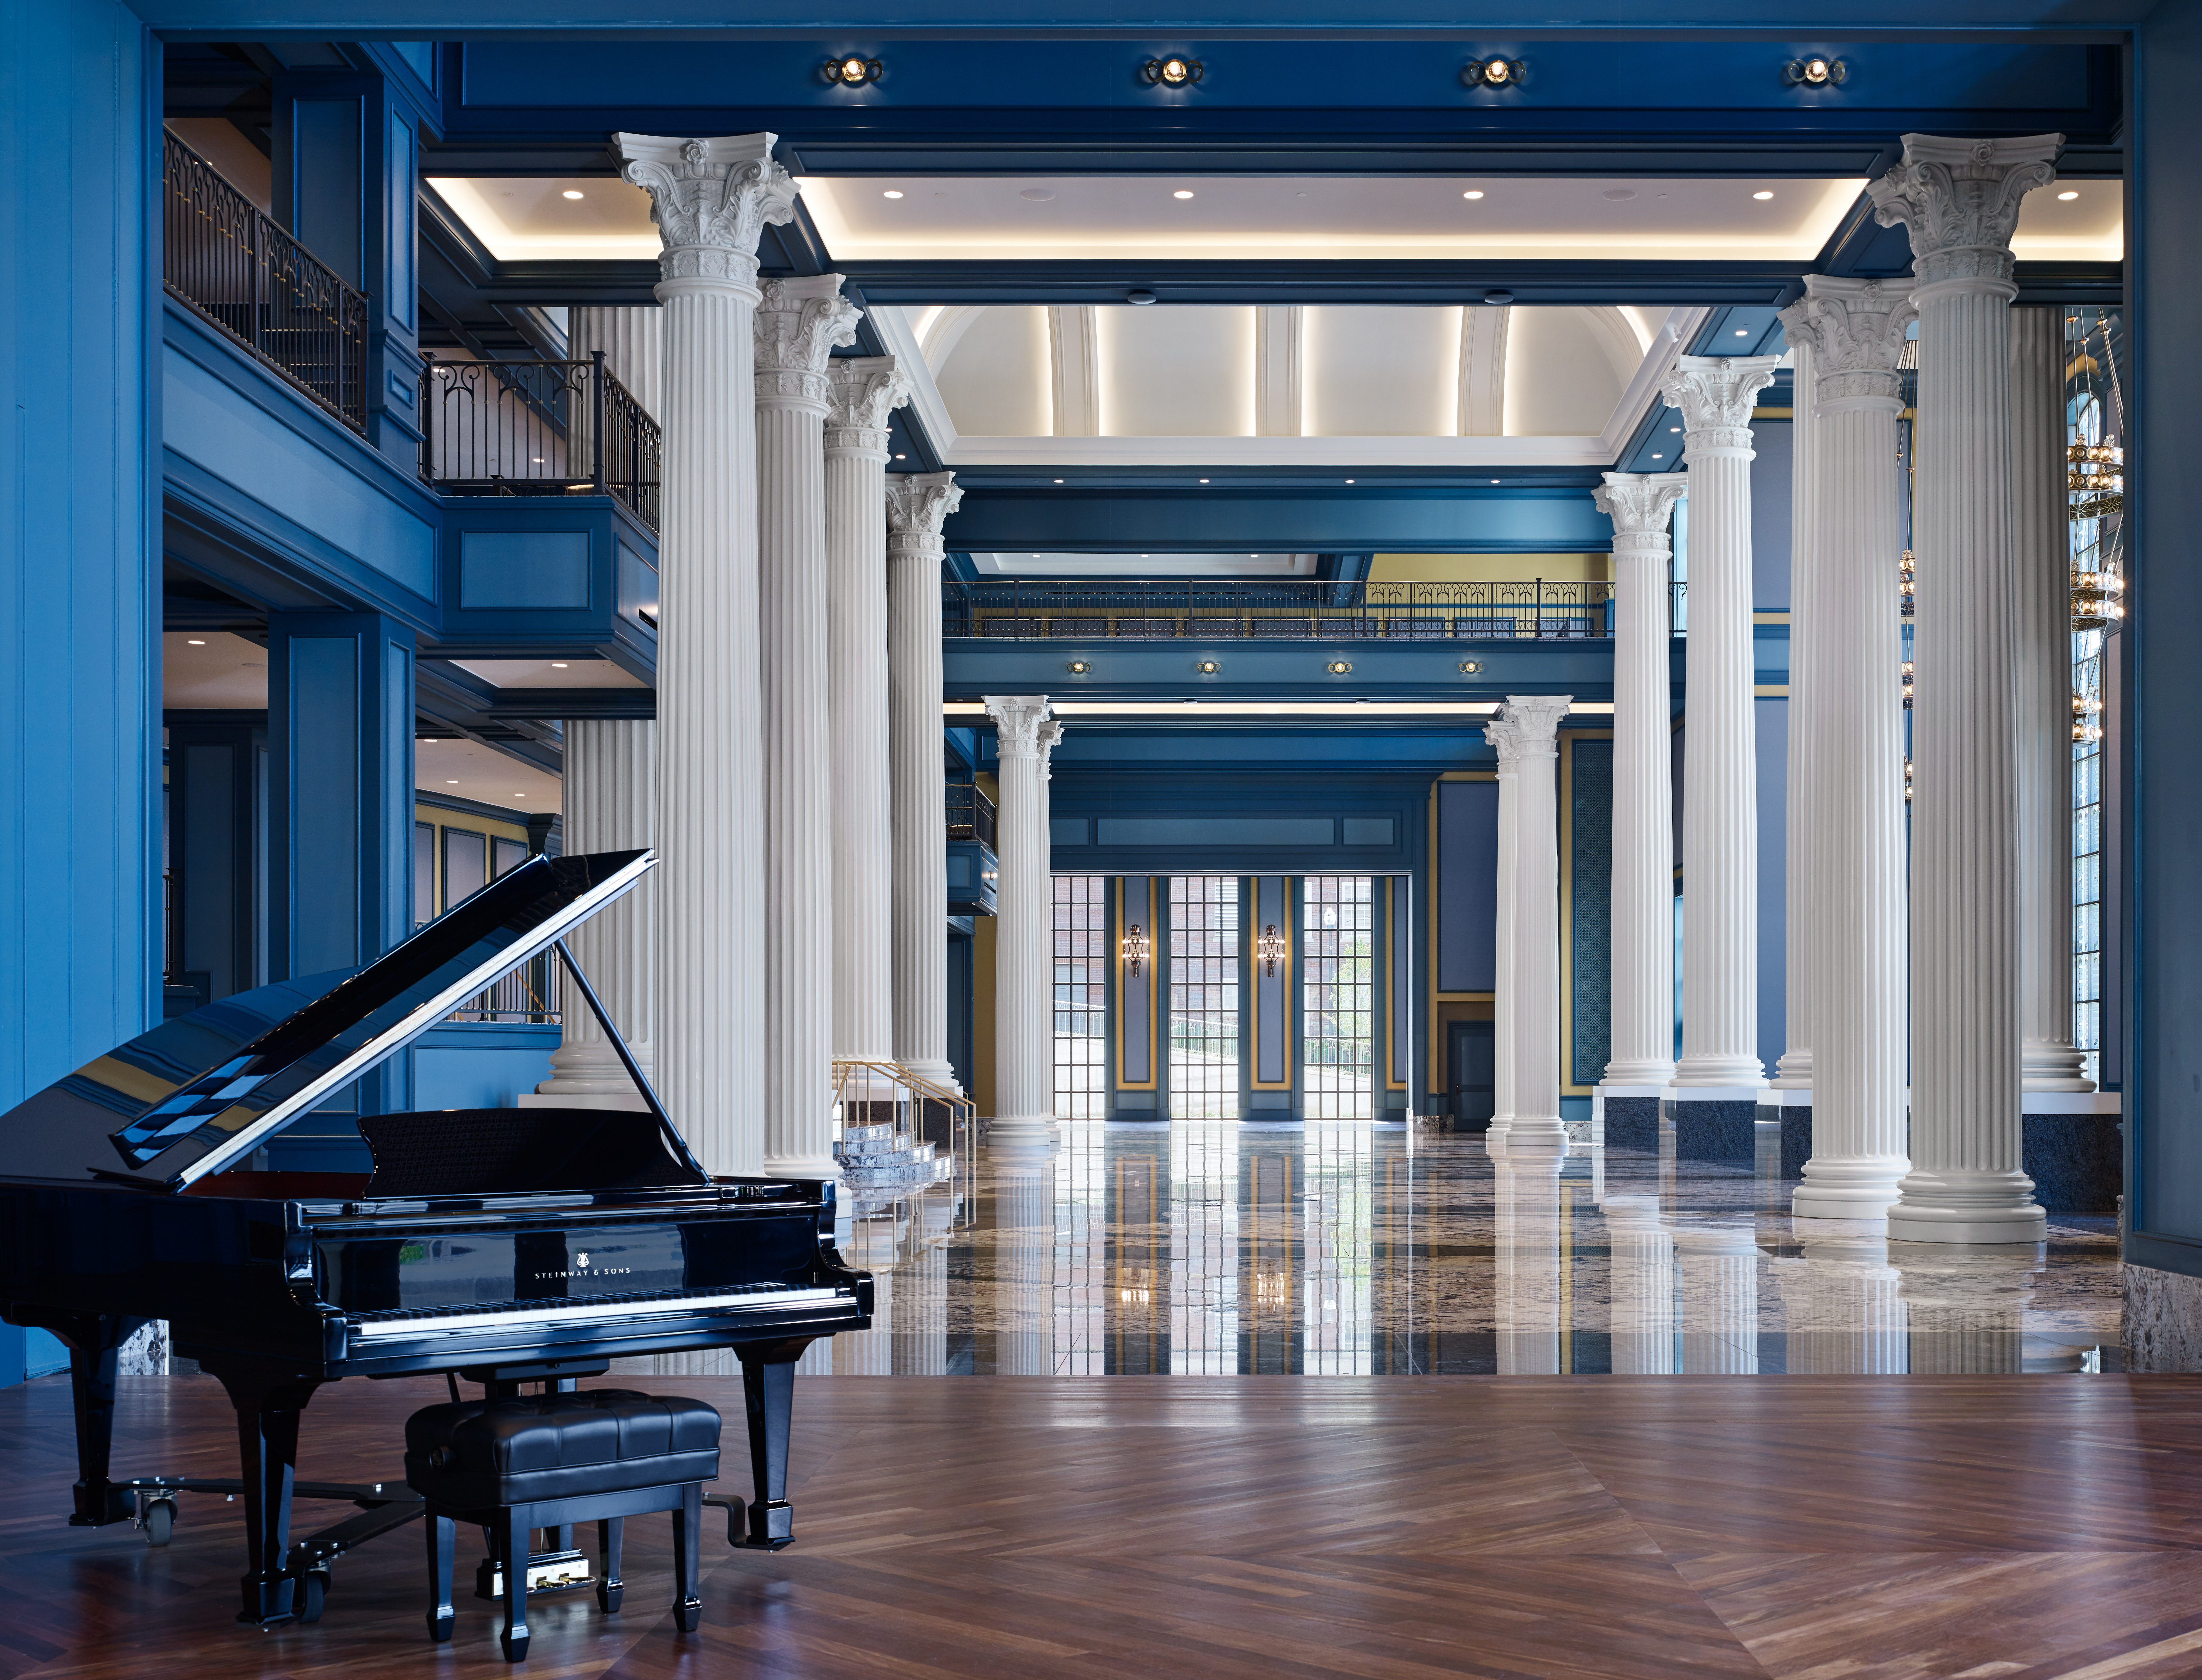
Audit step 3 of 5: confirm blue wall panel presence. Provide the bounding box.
[164,337,435,598]
[461,530,591,608]
[0,0,159,1111]
[1436,779,1498,993]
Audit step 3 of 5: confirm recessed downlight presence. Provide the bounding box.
[561,189,584,200]
[1020,187,1057,201]
[2057,189,2079,200]
[1463,189,1485,200]
[1172,189,1195,199]
[882,189,904,199]
[1753,190,1775,200]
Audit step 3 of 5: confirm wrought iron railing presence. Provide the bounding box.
[946,781,998,848]
[447,953,561,1024]
[941,578,1683,640]
[162,131,370,432]
[419,353,662,533]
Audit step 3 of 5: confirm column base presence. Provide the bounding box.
[1504,1115,1568,1147]
[764,1152,842,1181]
[1664,1087,1764,1165]
[1791,1148,1908,1222]
[896,1056,964,1096]
[2021,1044,2097,1094]
[1770,1050,1812,1091]
[1887,1169,2048,1245]
[1674,1057,1768,1088]
[987,1113,1057,1151]
[1599,1086,1664,1153]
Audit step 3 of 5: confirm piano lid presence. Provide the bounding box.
[0,849,657,1191]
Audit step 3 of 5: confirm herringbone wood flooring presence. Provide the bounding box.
[6,1374,2202,1678]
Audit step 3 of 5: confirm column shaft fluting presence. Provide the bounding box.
[1489,696,1571,1145]
[1595,476,1686,1087]
[616,131,796,1174]
[1774,342,1819,1090]
[1664,355,1781,1088]
[826,359,912,1065]
[568,305,663,415]
[2012,306,2093,1091]
[534,719,655,1100]
[1779,277,1916,1218]
[1870,132,2061,1242]
[887,474,964,1090]
[985,696,1061,1149]
[756,276,860,1177]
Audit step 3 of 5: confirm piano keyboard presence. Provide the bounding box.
[347,1282,845,1339]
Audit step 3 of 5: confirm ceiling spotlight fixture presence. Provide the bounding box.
[1142,56,1203,87]
[1752,190,1776,201]
[2057,189,2080,201]
[1459,659,1483,674]
[1126,290,1157,305]
[1652,453,1664,459]
[1054,478,1066,483]
[894,452,906,459]
[551,661,569,668]
[881,189,904,199]
[1172,188,1196,199]
[1782,56,1847,86]
[185,637,206,645]
[1067,659,1091,675]
[1462,189,1486,199]
[1462,57,1526,88]
[1670,426,1682,432]
[1735,328,1751,337]
[1326,659,1353,676]
[1482,289,1514,305]
[1195,658,1222,675]
[561,189,584,200]
[1199,477,1210,483]
[822,54,883,86]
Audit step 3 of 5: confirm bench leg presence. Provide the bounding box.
[595,1517,624,1614]
[498,1510,530,1661]
[671,1484,702,1632]
[426,1512,455,1643]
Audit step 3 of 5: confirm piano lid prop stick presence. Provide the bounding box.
[548,940,687,1152]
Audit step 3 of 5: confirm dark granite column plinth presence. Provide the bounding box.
[1603,1097,1662,1152]
[1664,1095,1761,1166]
[2023,1111,2122,1213]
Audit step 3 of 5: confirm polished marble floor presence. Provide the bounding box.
[792,1125,2122,1378]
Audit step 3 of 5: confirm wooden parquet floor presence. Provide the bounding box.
[7,1374,2202,1679]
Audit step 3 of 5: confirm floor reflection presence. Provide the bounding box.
[801,1124,2121,1377]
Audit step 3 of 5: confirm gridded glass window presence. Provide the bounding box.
[1303,876,1375,1121]
[1168,876,1241,1119]
[1052,875,1109,1119]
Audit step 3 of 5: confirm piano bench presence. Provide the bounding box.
[404,1389,722,1661]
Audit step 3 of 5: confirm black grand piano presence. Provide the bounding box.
[0,848,871,1626]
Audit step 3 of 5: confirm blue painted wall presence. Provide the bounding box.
[0,0,159,1113]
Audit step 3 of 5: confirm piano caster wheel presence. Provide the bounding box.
[500,1632,530,1663]
[427,1613,454,1644]
[297,1567,330,1624]
[142,1496,176,1547]
[674,1597,702,1633]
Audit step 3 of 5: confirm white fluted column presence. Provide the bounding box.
[1601,1194,1676,1373]
[1674,1222,1760,1373]
[568,305,663,415]
[1481,719,1520,1140]
[1871,132,2062,1243]
[532,719,655,1104]
[1773,340,1818,1091]
[1663,354,1781,1090]
[984,695,1060,1150]
[1595,476,1686,1088]
[616,131,795,1174]
[887,473,965,1091]
[755,276,860,1177]
[826,358,913,1067]
[1778,277,1916,1219]
[1492,695,1571,1146]
[2013,306,2094,1092]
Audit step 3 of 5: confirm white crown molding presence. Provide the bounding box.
[1596,305,1712,459]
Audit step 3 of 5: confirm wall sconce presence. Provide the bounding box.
[1899,549,1916,617]
[1257,923,1287,976]
[1066,659,1091,675]
[1903,758,1913,805]
[822,55,883,86]
[2073,693,2104,743]
[1326,659,1353,675]
[1459,659,1483,674]
[1782,56,1847,86]
[1122,924,1150,976]
[1462,58,1526,88]
[1142,56,1203,87]
[1901,660,1914,709]
[1194,658,1221,675]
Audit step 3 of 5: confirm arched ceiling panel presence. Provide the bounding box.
[935,305,1051,436]
[1503,308,1632,438]
[1097,305,1254,438]
[1304,306,1461,439]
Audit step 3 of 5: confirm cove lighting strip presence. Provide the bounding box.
[944,700,1615,718]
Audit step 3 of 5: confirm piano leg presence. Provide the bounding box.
[736,1338,812,1550]
[206,1361,325,1626]
[43,1312,146,1527]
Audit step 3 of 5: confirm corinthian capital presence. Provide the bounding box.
[1779,275,1915,409]
[1594,472,1689,549]
[984,694,1055,756]
[755,276,861,412]
[1662,355,1781,456]
[1867,132,2060,289]
[1498,694,1571,758]
[885,471,963,554]
[1483,717,1523,766]
[826,356,912,454]
[614,132,797,291]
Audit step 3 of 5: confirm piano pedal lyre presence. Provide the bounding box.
[475,1545,595,1601]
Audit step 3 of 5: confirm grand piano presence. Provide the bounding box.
[0,849,871,1626]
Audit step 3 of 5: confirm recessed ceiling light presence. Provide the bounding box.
[1603,188,1637,202]
[551,662,569,668]
[1199,477,1209,483]
[882,189,904,199]
[1491,479,1500,485]
[562,189,584,200]
[2057,189,2079,200]
[1173,189,1195,199]
[1653,453,1664,458]
[894,453,906,459]
[1753,190,1775,200]
[1344,478,1355,483]
[1020,187,1056,202]
[447,779,459,784]
[1463,190,1485,200]
[1735,329,1750,337]
[186,638,206,645]
[1670,426,1681,432]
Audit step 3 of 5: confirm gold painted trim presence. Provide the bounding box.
[1436,991,1496,1003]
[1115,876,1157,1090]
[1751,611,1792,625]
[1754,684,1791,697]
[1385,876,1408,1091]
